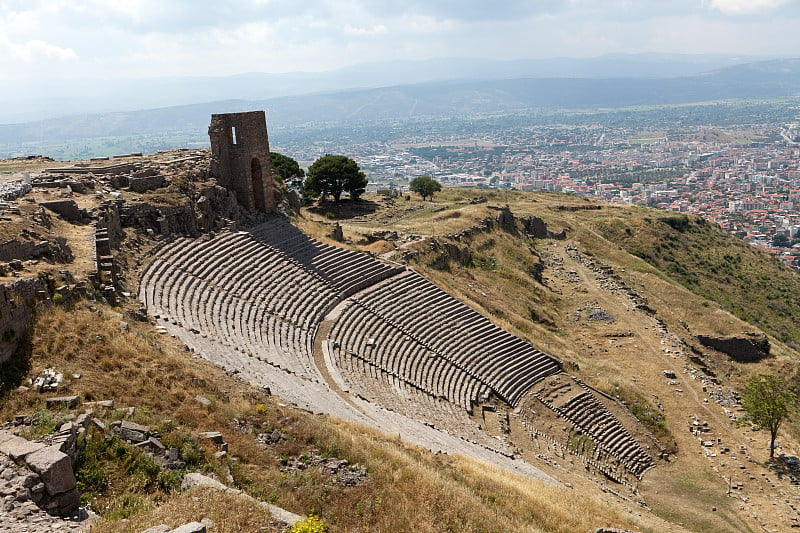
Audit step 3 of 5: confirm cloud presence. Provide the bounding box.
[344,24,388,36]
[357,0,568,21]
[1,37,78,62]
[0,0,798,82]
[707,0,792,15]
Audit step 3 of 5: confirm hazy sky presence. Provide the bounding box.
[1,0,798,80]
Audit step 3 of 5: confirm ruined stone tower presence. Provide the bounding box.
[208,111,275,211]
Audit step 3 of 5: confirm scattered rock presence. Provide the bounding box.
[195,395,212,407]
[171,522,207,533]
[281,450,367,487]
[141,525,171,533]
[45,396,79,409]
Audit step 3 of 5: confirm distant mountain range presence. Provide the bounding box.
[1,57,799,156]
[0,53,773,123]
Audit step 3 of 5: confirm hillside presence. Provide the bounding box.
[590,211,800,345]
[3,160,800,532]
[297,189,800,531]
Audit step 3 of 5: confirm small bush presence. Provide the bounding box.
[180,437,206,468]
[52,293,63,305]
[660,214,691,232]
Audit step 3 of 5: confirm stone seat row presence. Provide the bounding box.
[540,390,653,477]
[328,297,545,413]
[328,328,489,413]
[334,351,507,452]
[328,303,491,412]
[248,219,405,296]
[138,229,345,379]
[348,272,561,406]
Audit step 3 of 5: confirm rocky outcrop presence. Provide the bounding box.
[428,240,472,270]
[118,202,198,237]
[697,333,770,362]
[521,215,567,240]
[194,185,240,232]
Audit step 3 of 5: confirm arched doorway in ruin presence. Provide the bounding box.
[251,158,266,211]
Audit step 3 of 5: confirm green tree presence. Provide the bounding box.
[409,175,442,201]
[742,374,793,458]
[303,154,367,203]
[772,233,791,248]
[270,152,305,190]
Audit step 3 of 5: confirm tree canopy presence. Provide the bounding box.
[270,152,305,190]
[409,175,442,201]
[742,374,794,458]
[303,154,367,203]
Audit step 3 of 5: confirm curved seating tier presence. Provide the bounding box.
[138,230,341,378]
[534,376,654,477]
[139,218,654,479]
[248,217,405,296]
[328,271,561,408]
[331,344,512,454]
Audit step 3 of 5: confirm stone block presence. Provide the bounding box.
[0,434,46,461]
[45,396,79,409]
[120,428,147,443]
[52,487,81,515]
[135,437,166,454]
[172,522,207,533]
[198,431,224,445]
[129,175,166,193]
[120,420,150,433]
[84,400,114,409]
[0,430,15,445]
[195,395,211,407]
[24,446,77,496]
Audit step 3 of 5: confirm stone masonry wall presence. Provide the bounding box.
[0,279,44,364]
[208,111,275,212]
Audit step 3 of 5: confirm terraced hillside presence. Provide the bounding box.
[138,215,656,486]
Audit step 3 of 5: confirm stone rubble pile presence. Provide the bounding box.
[110,420,187,470]
[0,429,91,532]
[32,368,62,392]
[281,450,367,487]
[0,180,32,202]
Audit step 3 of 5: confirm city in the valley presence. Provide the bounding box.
[274,103,800,267]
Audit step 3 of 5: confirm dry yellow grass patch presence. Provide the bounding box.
[91,488,281,533]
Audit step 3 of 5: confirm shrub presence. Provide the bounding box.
[660,214,691,232]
